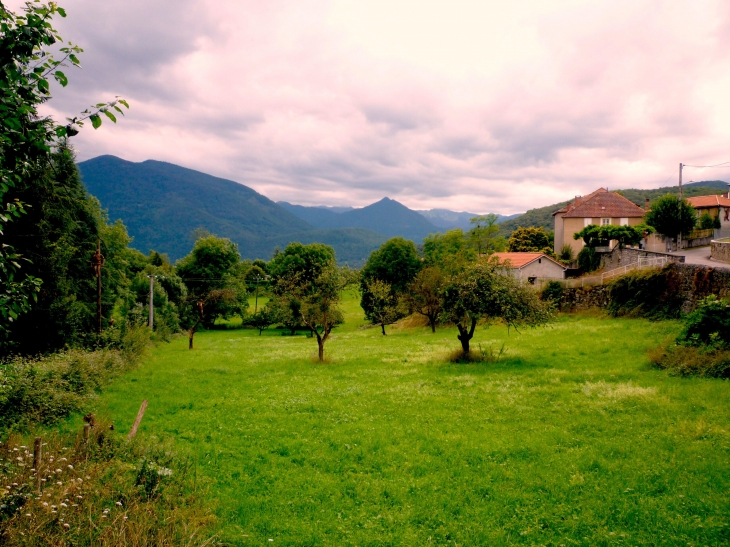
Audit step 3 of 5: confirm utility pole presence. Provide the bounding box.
[147,275,158,329]
[91,239,104,334]
[678,162,683,251]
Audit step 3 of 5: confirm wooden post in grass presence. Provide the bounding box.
[83,423,91,442]
[128,400,148,439]
[33,437,42,491]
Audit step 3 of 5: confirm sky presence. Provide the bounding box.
[17,0,730,214]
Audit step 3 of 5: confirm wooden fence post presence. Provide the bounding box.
[128,400,148,439]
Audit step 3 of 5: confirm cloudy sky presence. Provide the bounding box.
[22,0,730,213]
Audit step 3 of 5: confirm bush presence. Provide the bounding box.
[606,265,684,319]
[649,344,730,378]
[698,212,715,230]
[558,244,574,263]
[0,326,150,434]
[541,281,564,307]
[577,246,600,272]
[677,295,730,349]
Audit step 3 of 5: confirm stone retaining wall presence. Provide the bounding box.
[556,262,730,313]
[600,247,684,272]
[710,240,730,264]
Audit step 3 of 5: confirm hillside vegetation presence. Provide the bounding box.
[78,156,386,263]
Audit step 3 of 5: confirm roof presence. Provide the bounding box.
[492,252,566,270]
[686,194,730,208]
[553,188,646,218]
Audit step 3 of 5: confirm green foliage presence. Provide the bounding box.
[364,279,399,335]
[246,305,280,335]
[576,246,600,272]
[468,214,505,255]
[360,237,421,319]
[541,280,564,307]
[442,259,552,355]
[423,229,476,275]
[573,223,650,249]
[649,344,730,378]
[644,194,696,239]
[714,214,722,229]
[507,226,552,253]
[269,242,336,290]
[0,327,149,434]
[176,234,248,329]
[401,265,446,333]
[558,244,574,263]
[677,295,730,349]
[606,265,684,319]
[698,212,716,230]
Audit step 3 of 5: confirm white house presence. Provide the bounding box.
[492,252,567,282]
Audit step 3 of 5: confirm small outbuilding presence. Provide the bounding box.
[492,252,567,282]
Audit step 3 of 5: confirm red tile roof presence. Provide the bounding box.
[492,252,566,270]
[553,188,646,218]
[686,195,730,208]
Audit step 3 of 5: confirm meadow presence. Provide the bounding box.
[86,294,730,546]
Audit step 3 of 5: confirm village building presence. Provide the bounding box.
[492,252,567,282]
[552,188,647,256]
[686,192,730,232]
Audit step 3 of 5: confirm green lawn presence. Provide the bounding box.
[92,297,730,546]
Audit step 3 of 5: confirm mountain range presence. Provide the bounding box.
[78,155,729,263]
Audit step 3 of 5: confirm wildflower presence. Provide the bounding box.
[76,495,82,499]
[115,501,122,506]
[16,457,22,462]
[56,469,62,473]
[67,464,74,470]
[123,516,128,520]
[63,523,70,529]
[101,515,107,519]
[12,483,17,486]
[60,503,67,507]
[51,505,57,509]
[25,513,31,517]
[52,510,57,514]
[56,481,63,486]
[42,502,48,507]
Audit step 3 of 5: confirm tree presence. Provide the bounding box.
[178,287,238,349]
[423,229,476,275]
[247,304,279,336]
[402,265,445,333]
[176,235,248,327]
[644,195,696,241]
[698,212,715,230]
[442,259,552,357]
[0,2,128,337]
[360,237,421,321]
[469,214,505,255]
[365,279,398,335]
[573,224,650,250]
[507,227,553,253]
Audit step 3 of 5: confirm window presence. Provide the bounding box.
[620,217,628,226]
[584,217,592,227]
[601,218,611,225]
[538,258,542,263]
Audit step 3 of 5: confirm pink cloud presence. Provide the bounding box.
[25,0,730,214]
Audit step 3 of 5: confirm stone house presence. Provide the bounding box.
[686,193,730,232]
[492,252,567,282]
[552,188,647,256]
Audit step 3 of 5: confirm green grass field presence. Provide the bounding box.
[91,294,730,546]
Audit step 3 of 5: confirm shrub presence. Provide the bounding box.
[606,265,684,319]
[649,344,730,378]
[577,246,600,272]
[558,244,574,263]
[447,342,506,364]
[698,212,715,230]
[677,295,730,349]
[541,281,564,307]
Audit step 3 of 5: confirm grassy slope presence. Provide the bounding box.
[92,295,730,546]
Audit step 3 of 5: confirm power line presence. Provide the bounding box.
[682,160,730,168]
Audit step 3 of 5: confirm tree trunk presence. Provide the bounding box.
[456,318,476,356]
[317,337,325,361]
[429,315,436,333]
[188,328,194,349]
[381,322,386,335]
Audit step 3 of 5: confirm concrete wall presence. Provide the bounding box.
[553,213,564,255]
[711,240,730,264]
[518,258,566,280]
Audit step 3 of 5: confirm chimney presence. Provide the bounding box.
[645,198,650,210]
[726,183,730,200]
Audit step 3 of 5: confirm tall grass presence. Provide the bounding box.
[0,419,216,546]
